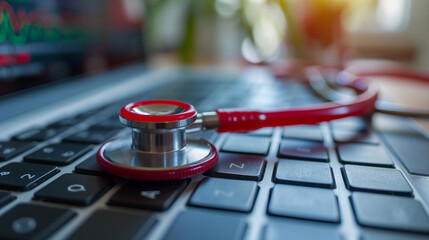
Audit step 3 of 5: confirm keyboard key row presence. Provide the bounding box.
[218,127,395,171]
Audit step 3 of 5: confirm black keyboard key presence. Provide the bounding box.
[108,180,187,211]
[0,203,75,240]
[262,219,341,240]
[74,155,109,177]
[332,129,379,144]
[205,153,266,181]
[0,162,58,191]
[343,165,412,196]
[24,143,92,166]
[163,209,246,240]
[0,141,35,161]
[0,191,16,208]
[67,209,155,240]
[268,184,340,223]
[63,129,117,144]
[13,128,66,142]
[189,178,258,213]
[382,132,429,176]
[274,159,334,188]
[34,173,114,206]
[351,192,429,233]
[337,143,393,167]
[278,139,328,162]
[221,134,270,156]
[283,125,324,142]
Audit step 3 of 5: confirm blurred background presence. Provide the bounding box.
[1,0,428,115]
[144,0,429,70]
[142,0,429,129]
[2,0,429,86]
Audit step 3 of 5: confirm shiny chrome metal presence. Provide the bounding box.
[103,135,214,169]
[121,102,200,154]
[118,101,220,165]
[131,128,186,152]
[119,114,197,130]
[131,104,186,115]
[187,112,219,133]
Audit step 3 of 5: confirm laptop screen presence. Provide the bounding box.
[0,0,144,97]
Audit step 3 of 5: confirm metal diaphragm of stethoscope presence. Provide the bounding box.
[97,67,429,181]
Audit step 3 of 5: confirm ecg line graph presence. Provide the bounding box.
[0,0,87,45]
[0,1,94,66]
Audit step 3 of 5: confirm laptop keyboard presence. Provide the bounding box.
[1,72,429,240]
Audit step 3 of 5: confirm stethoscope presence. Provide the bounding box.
[97,66,429,181]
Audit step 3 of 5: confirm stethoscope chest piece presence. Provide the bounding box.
[97,100,218,181]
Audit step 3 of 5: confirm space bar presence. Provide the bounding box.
[381,131,429,176]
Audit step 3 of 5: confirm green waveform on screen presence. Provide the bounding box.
[0,1,88,45]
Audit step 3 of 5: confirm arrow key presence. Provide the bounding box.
[108,180,188,211]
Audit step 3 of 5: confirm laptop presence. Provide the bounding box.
[1,1,429,239]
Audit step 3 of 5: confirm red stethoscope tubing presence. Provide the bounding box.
[215,70,378,133]
[216,65,429,133]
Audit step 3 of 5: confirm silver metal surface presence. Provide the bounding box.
[119,114,197,130]
[120,102,198,152]
[131,128,186,152]
[187,112,220,133]
[132,104,186,115]
[103,135,214,169]
[120,102,220,153]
